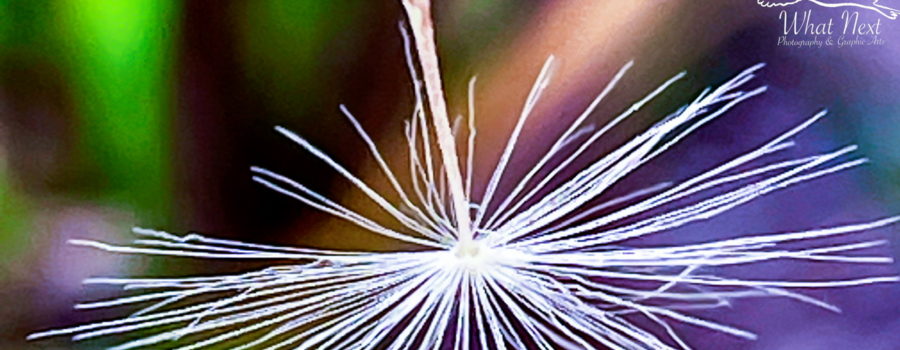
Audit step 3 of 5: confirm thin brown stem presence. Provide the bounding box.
[401,0,473,243]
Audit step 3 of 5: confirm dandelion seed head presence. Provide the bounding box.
[446,240,527,274]
[453,239,485,259]
[28,1,898,349]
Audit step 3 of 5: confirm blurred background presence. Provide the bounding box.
[1,0,898,349]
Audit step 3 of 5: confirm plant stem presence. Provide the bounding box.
[401,0,473,244]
